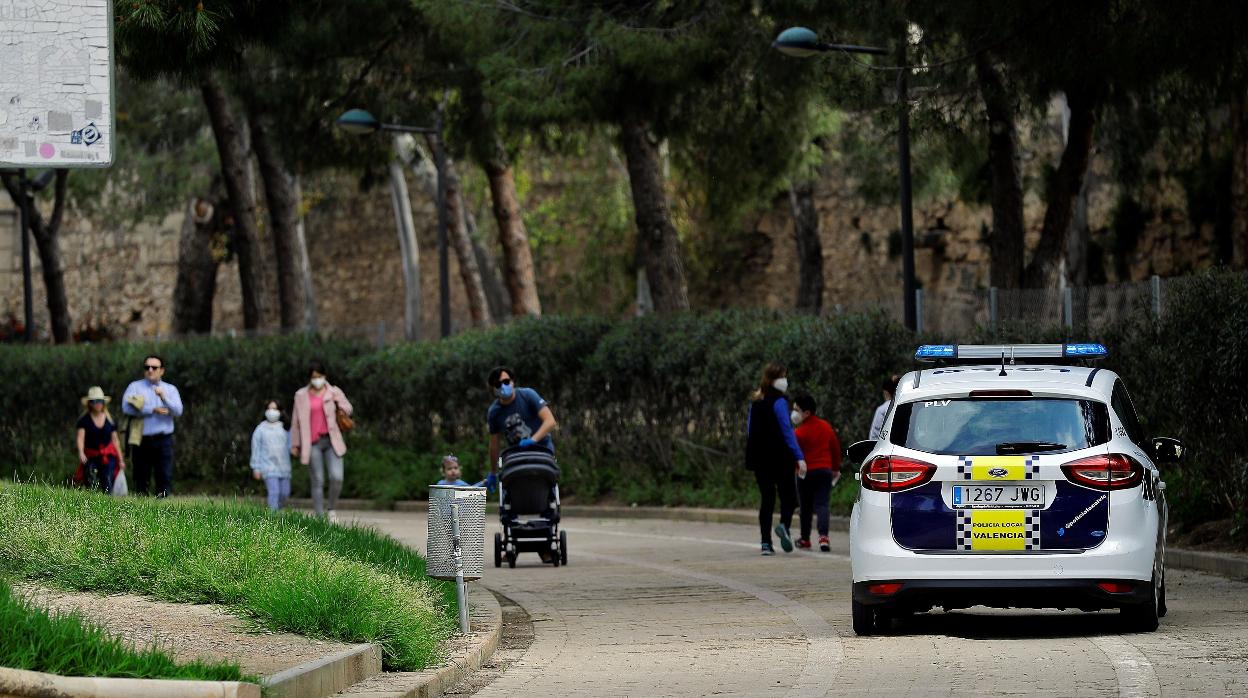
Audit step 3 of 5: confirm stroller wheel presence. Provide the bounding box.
[560,530,568,566]
[506,551,517,569]
[494,532,502,568]
[550,539,560,567]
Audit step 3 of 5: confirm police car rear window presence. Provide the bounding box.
[889,398,1110,456]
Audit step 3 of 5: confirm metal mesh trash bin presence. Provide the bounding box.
[427,485,486,581]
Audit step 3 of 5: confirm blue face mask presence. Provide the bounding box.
[497,383,514,399]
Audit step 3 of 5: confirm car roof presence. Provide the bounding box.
[897,363,1117,402]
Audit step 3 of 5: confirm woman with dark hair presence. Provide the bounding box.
[290,361,353,521]
[746,362,806,555]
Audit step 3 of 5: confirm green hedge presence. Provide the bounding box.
[3,270,1245,529]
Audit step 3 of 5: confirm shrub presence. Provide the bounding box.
[2,271,1245,528]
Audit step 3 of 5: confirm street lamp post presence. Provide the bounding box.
[773,27,918,332]
[336,109,451,339]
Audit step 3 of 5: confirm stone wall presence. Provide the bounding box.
[0,146,1224,342]
[0,172,474,342]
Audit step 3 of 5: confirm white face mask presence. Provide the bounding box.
[310,377,326,389]
[790,409,803,426]
[773,377,789,393]
[265,409,281,423]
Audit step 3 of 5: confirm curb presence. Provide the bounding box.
[561,504,852,530]
[263,643,382,698]
[1167,548,1248,581]
[338,584,502,697]
[0,666,259,698]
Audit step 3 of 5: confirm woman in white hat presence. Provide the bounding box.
[76,386,125,493]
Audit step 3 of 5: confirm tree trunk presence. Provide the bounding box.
[1024,89,1097,289]
[1232,91,1248,270]
[199,73,268,330]
[291,176,318,332]
[467,206,511,323]
[172,196,222,335]
[3,170,71,343]
[246,102,312,331]
[388,137,422,342]
[975,54,1026,289]
[463,79,542,317]
[618,116,690,313]
[409,138,492,327]
[789,180,823,313]
[484,160,543,317]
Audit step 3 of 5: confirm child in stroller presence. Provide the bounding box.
[494,444,566,567]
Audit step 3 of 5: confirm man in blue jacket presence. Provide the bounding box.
[121,354,184,497]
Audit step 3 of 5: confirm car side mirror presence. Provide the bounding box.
[845,440,877,469]
[1150,437,1184,464]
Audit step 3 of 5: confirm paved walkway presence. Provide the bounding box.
[349,512,1248,697]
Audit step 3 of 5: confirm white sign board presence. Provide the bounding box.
[0,0,114,168]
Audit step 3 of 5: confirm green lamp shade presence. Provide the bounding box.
[336,108,381,134]
[773,27,822,58]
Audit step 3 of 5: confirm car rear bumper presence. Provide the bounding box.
[850,490,1160,582]
[853,578,1153,612]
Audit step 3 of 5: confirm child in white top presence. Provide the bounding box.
[251,399,293,511]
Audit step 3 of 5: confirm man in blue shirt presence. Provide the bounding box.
[121,354,184,497]
[485,366,557,483]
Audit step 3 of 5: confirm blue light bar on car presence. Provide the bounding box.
[915,345,956,359]
[1062,343,1108,358]
[914,343,1109,363]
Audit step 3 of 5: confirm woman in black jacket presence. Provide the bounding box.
[745,362,807,555]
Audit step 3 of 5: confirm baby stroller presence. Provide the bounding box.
[494,446,567,568]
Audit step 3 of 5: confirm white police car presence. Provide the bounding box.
[847,343,1183,635]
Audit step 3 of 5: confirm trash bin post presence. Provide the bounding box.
[450,502,469,634]
[427,485,486,635]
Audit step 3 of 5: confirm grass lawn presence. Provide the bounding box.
[0,484,456,671]
[0,579,252,682]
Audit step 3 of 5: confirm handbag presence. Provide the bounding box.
[335,399,354,432]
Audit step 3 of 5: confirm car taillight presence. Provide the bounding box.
[1060,454,1144,491]
[1097,582,1135,594]
[862,455,936,492]
[868,583,903,596]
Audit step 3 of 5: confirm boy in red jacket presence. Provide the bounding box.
[792,393,842,552]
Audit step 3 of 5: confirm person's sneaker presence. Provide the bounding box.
[796,538,812,550]
[327,510,339,523]
[819,536,831,552]
[774,524,794,553]
[760,543,775,556]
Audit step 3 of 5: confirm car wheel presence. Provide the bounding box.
[851,598,876,636]
[1157,575,1168,619]
[494,533,503,568]
[1121,573,1160,632]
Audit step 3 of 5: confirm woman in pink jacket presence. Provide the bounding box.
[290,361,353,521]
